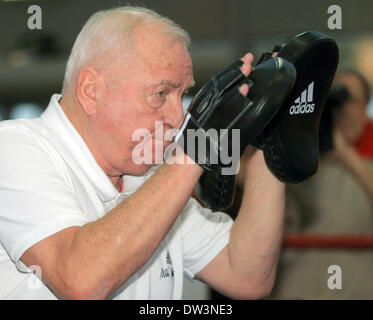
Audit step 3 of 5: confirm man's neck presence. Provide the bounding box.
[59,95,124,193]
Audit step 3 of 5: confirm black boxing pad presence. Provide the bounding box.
[319,84,350,155]
[195,57,296,210]
[254,31,339,182]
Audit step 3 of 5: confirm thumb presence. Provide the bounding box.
[239,83,249,96]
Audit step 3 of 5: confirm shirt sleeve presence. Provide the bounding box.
[180,197,234,280]
[0,125,89,273]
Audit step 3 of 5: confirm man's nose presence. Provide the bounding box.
[163,98,185,130]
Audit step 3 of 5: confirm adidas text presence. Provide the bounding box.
[289,81,316,115]
[289,103,315,114]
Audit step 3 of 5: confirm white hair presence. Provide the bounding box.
[62,6,191,94]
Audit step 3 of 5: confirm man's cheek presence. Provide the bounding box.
[94,109,121,133]
[131,129,153,165]
[131,136,168,165]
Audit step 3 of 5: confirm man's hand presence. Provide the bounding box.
[238,53,254,96]
[238,50,277,95]
[193,52,295,209]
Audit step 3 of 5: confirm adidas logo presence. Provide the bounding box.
[289,82,316,115]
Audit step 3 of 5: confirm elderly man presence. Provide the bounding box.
[0,7,284,299]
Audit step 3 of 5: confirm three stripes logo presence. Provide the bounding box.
[289,81,316,115]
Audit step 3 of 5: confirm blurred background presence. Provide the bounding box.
[1,0,373,120]
[1,0,373,299]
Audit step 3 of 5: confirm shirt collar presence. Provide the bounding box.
[41,94,151,202]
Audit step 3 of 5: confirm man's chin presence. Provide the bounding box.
[125,162,157,176]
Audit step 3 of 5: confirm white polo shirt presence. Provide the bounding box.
[0,94,233,300]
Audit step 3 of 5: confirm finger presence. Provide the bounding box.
[240,61,251,77]
[240,52,254,64]
[239,83,249,96]
[239,53,253,77]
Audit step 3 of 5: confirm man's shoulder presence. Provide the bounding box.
[0,117,58,168]
[0,117,46,141]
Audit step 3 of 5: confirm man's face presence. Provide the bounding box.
[334,74,368,144]
[92,24,194,176]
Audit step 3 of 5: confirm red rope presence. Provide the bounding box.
[283,234,373,249]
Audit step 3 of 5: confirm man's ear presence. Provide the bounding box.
[76,67,102,115]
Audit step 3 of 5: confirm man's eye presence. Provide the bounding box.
[147,91,167,109]
[157,91,166,99]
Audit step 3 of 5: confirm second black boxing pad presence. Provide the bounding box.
[195,57,296,210]
[254,31,339,182]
